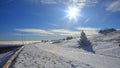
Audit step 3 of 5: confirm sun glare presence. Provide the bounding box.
[66,6,80,22]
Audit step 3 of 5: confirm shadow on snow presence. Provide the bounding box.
[78,44,95,54]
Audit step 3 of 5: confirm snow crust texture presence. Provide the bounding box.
[13,31,120,68]
[13,44,93,68]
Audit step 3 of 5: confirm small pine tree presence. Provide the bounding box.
[41,40,44,42]
[78,30,91,46]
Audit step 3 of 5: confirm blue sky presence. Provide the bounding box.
[0,0,120,41]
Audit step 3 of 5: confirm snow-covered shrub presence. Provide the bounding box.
[41,40,48,43]
[99,28,116,35]
[78,31,91,47]
[66,36,73,40]
[41,40,44,42]
[52,40,62,44]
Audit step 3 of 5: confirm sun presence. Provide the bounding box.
[66,6,80,22]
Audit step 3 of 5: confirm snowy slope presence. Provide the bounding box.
[91,30,120,58]
[13,44,94,68]
[13,31,120,68]
[35,43,120,68]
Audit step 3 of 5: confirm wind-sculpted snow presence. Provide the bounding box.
[90,30,120,58]
[13,31,120,68]
[13,42,120,68]
[13,44,94,68]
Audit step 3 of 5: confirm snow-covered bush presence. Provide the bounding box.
[41,40,48,43]
[78,31,91,47]
[66,36,73,40]
[99,28,116,35]
[52,40,62,44]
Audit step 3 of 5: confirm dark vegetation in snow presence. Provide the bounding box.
[66,36,73,40]
[99,28,116,35]
[0,45,21,54]
[52,40,62,44]
[78,31,91,46]
[78,31,95,53]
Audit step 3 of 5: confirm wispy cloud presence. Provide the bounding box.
[76,27,99,35]
[51,29,79,36]
[39,0,98,5]
[76,27,99,31]
[15,28,54,36]
[40,0,57,4]
[50,24,59,27]
[13,33,50,36]
[14,27,99,37]
[15,28,79,36]
[29,0,98,10]
[106,0,120,12]
[84,18,90,23]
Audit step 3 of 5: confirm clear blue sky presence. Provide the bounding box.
[0,0,120,41]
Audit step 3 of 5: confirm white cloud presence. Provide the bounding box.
[51,29,80,36]
[60,33,74,36]
[40,0,57,4]
[84,30,98,35]
[76,27,99,31]
[14,27,99,37]
[39,0,98,5]
[15,28,80,36]
[29,0,97,9]
[106,0,120,12]
[51,29,71,33]
[84,18,90,23]
[15,28,54,36]
[50,24,59,27]
[13,33,50,36]
[76,27,99,35]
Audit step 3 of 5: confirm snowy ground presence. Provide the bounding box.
[13,44,94,68]
[12,31,120,68]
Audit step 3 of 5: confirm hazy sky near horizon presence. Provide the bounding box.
[0,0,120,41]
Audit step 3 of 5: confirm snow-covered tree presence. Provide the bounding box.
[78,30,91,47]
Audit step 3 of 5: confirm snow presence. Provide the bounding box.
[91,31,120,58]
[13,44,93,68]
[12,31,120,68]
